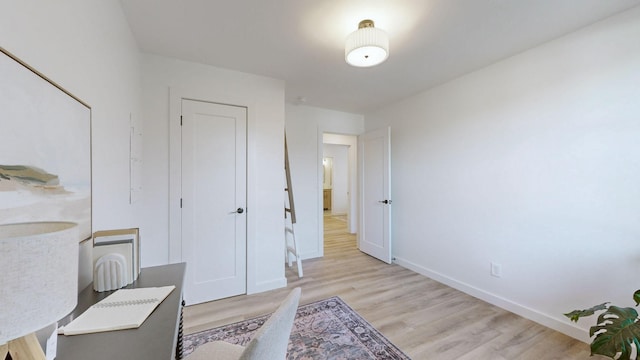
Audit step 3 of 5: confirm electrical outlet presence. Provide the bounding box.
[491,262,502,278]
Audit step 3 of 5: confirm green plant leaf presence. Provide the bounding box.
[564,303,609,322]
[633,290,640,306]
[589,306,640,359]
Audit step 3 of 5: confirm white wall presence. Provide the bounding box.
[140,54,286,293]
[0,0,141,289]
[365,7,640,342]
[285,105,364,259]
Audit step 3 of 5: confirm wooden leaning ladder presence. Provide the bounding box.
[284,135,303,278]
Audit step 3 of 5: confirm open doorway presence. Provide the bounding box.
[322,133,357,236]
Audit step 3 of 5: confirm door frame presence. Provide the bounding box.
[317,130,359,256]
[321,134,358,231]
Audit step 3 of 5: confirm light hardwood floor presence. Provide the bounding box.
[184,215,592,359]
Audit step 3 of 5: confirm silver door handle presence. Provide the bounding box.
[378,200,392,204]
[229,207,244,214]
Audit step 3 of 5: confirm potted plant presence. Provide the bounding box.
[565,290,640,359]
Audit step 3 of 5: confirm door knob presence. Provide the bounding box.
[236,208,244,214]
[378,200,392,204]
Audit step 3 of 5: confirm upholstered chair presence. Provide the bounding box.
[186,287,301,360]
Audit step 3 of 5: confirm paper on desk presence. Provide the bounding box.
[62,286,175,336]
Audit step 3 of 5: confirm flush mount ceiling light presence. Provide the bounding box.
[345,19,389,67]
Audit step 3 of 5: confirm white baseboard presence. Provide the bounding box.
[393,256,590,343]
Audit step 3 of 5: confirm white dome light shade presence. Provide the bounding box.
[345,20,389,67]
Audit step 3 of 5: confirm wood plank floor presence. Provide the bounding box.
[183,215,592,359]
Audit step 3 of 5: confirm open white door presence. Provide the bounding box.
[359,127,391,263]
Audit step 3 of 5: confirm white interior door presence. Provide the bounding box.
[359,127,392,263]
[181,99,247,305]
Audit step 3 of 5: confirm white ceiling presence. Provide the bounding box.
[120,0,640,114]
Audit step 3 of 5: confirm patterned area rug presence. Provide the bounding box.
[183,296,411,359]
